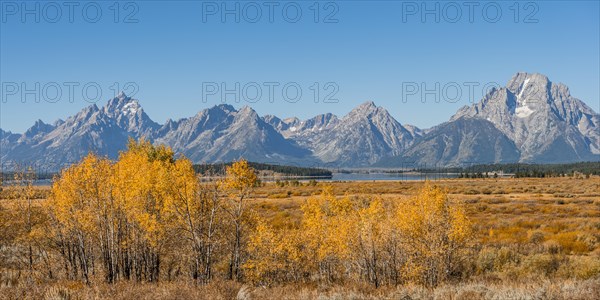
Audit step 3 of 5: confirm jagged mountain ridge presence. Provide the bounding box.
[309,101,415,167]
[1,95,315,169]
[1,72,599,169]
[2,100,136,169]
[2,96,420,169]
[264,102,416,167]
[380,72,600,167]
[451,72,600,163]
[154,104,313,164]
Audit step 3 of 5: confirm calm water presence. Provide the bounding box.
[16,173,459,186]
[328,173,459,181]
[2,179,53,186]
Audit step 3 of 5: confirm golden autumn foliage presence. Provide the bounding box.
[223,159,258,193]
[244,219,303,285]
[4,151,598,297]
[45,139,203,283]
[46,154,113,282]
[302,186,353,259]
[37,142,266,285]
[221,159,258,281]
[396,183,473,286]
[354,197,390,287]
[244,183,474,287]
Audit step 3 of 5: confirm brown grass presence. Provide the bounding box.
[2,177,600,299]
[251,177,600,253]
[1,278,598,300]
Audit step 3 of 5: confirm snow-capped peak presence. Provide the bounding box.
[122,101,140,116]
[104,92,141,117]
[452,72,600,160]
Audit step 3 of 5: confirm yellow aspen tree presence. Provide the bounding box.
[301,186,355,282]
[396,182,473,287]
[47,139,210,284]
[47,153,112,283]
[195,181,224,282]
[163,157,224,282]
[244,217,304,285]
[355,197,386,287]
[244,218,278,285]
[111,139,175,282]
[379,205,404,286]
[222,159,257,281]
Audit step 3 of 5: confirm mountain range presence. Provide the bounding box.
[1,73,599,170]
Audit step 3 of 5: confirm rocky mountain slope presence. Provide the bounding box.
[1,73,598,169]
[451,72,599,163]
[378,118,521,167]
[154,104,313,164]
[264,102,416,166]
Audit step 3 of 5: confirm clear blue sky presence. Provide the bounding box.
[1,1,599,132]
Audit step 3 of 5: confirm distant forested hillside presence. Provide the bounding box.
[193,161,332,177]
[417,161,600,177]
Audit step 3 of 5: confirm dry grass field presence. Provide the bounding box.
[1,176,599,299]
[252,178,600,251]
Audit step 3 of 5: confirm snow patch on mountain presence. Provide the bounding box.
[3,72,598,170]
[122,102,140,116]
[451,72,600,162]
[517,78,530,100]
[515,106,535,118]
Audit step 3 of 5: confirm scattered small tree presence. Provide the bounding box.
[396,183,473,287]
[222,159,257,281]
